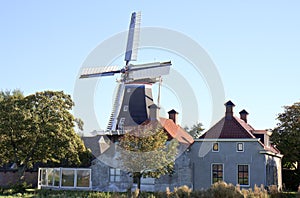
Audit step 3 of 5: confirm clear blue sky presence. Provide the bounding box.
[1,1,300,133]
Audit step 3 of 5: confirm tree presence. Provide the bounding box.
[271,101,300,189]
[118,123,178,194]
[185,122,205,139]
[0,90,91,181]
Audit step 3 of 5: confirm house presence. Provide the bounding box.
[82,107,194,191]
[81,100,282,191]
[189,101,283,190]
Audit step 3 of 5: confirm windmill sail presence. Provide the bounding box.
[106,83,125,131]
[128,61,171,81]
[80,66,120,78]
[124,11,141,63]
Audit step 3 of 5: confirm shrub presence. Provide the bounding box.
[173,185,192,198]
[207,181,243,198]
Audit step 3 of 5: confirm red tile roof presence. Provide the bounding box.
[124,118,194,145]
[159,118,194,145]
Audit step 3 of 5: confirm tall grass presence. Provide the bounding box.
[1,181,298,198]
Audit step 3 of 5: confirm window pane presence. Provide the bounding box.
[53,169,60,186]
[212,164,223,184]
[238,165,249,185]
[61,169,75,187]
[41,169,47,185]
[237,143,244,151]
[47,168,54,186]
[110,169,115,175]
[77,170,90,187]
[213,143,219,151]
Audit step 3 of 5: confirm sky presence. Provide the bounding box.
[1,1,300,134]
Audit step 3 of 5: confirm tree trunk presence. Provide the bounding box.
[135,172,142,198]
[17,165,26,184]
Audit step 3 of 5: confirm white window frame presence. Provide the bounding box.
[237,142,244,152]
[109,168,121,182]
[237,164,250,187]
[212,142,219,152]
[211,163,224,184]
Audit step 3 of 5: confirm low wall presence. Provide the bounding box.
[0,171,38,187]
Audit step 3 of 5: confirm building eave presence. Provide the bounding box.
[259,150,283,158]
[194,138,261,142]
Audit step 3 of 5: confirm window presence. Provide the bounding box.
[77,169,91,187]
[212,142,219,152]
[38,168,91,189]
[119,117,125,129]
[61,169,75,187]
[123,105,128,111]
[237,143,244,152]
[238,165,249,186]
[212,164,223,184]
[110,168,121,182]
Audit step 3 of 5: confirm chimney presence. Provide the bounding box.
[225,100,235,119]
[239,109,249,123]
[168,109,179,124]
[148,104,160,121]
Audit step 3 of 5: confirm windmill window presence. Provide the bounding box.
[212,142,219,152]
[119,118,125,129]
[119,117,125,124]
[123,105,128,111]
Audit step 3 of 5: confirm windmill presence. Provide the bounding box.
[80,12,172,133]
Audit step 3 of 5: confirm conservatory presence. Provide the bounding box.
[38,167,92,190]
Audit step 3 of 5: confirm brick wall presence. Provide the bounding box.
[0,171,38,187]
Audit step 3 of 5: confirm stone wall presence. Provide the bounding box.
[91,159,132,191]
[155,151,193,191]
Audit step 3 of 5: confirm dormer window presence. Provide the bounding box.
[212,142,219,152]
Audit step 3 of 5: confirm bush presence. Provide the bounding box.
[206,181,243,198]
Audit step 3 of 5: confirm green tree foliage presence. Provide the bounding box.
[184,122,205,139]
[0,90,91,181]
[118,123,178,192]
[271,101,300,189]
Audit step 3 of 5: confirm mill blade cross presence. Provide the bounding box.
[79,12,172,133]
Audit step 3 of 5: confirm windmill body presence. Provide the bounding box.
[80,12,171,134]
